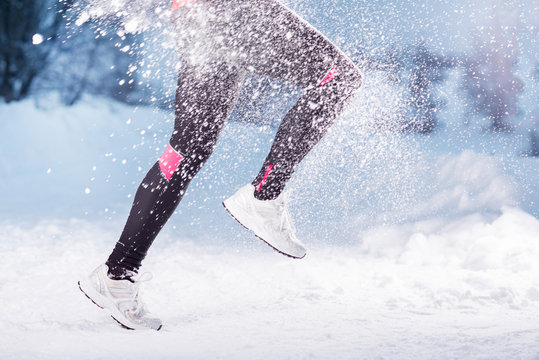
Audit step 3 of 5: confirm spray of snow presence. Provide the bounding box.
[72,0,169,34]
[32,33,44,45]
[1,0,539,357]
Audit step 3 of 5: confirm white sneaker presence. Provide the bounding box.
[223,184,306,259]
[78,264,162,331]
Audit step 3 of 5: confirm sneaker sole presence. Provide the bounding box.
[222,202,306,259]
[78,280,162,331]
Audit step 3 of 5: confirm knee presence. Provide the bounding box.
[169,131,214,165]
[167,132,213,177]
[339,61,363,95]
[319,58,362,99]
[168,130,186,156]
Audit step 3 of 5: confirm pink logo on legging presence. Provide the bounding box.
[257,164,274,192]
[159,145,183,180]
[319,66,339,86]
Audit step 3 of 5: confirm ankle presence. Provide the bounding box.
[106,263,136,282]
[253,187,281,201]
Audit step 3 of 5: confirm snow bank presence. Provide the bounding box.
[1,218,539,359]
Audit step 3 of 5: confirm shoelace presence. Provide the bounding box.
[123,272,153,315]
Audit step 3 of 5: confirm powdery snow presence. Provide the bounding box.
[1,214,539,359]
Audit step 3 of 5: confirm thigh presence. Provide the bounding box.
[172,0,358,89]
[171,60,245,157]
[229,0,357,89]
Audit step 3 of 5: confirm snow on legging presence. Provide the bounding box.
[106,0,362,278]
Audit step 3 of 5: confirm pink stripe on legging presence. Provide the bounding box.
[319,66,339,86]
[257,164,274,192]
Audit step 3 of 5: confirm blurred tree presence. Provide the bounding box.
[40,25,140,106]
[529,64,539,157]
[0,0,148,105]
[49,0,173,107]
[462,22,523,132]
[530,128,539,157]
[402,43,453,133]
[0,0,72,102]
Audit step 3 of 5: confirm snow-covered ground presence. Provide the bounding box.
[1,88,539,358]
[2,215,539,360]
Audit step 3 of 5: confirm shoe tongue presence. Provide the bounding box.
[277,190,290,203]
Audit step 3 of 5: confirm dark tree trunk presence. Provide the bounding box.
[0,0,73,102]
[531,130,539,157]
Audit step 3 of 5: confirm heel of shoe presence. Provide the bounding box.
[78,278,105,309]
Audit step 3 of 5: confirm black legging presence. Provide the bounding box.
[106,0,362,278]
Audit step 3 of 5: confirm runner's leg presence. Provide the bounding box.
[106,61,245,278]
[227,0,363,200]
[252,59,362,200]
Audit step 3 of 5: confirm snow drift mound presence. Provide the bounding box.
[412,150,517,219]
